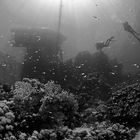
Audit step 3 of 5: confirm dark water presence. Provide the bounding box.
[0,0,140,139]
[0,0,139,85]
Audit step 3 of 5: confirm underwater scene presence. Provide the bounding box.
[0,0,140,139]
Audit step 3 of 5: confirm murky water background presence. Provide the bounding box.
[0,0,140,139]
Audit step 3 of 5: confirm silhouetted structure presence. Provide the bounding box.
[123,21,140,42]
[11,28,66,82]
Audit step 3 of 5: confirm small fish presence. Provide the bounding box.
[133,64,140,68]
[93,16,100,21]
[42,72,46,75]
[114,65,118,68]
[110,72,115,75]
[2,64,6,67]
[93,16,98,19]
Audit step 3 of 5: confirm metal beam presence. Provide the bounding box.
[57,0,63,61]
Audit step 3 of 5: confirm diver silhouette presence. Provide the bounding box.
[123,21,140,42]
[96,36,114,51]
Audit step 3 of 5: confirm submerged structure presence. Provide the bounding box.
[123,21,140,42]
[11,27,66,82]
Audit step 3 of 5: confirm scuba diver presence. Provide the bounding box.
[123,21,140,42]
[96,36,114,51]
